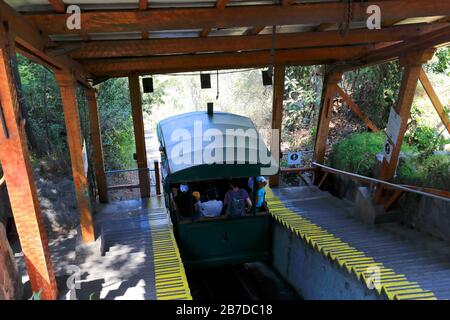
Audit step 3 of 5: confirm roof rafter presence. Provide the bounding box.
[335,25,450,72]
[81,45,373,77]
[24,1,450,35]
[200,0,230,38]
[48,0,65,13]
[0,1,90,87]
[59,24,444,60]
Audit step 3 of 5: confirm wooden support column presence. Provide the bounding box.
[85,88,108,203]
[419,68,450,134]
[54,70,95,242]
[375,49,435,202]
[313,71,342,165]
[128,74,150,198]
[269,66,285,187]
[0,24,57,299]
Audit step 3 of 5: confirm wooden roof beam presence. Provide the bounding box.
[24,1,450,34]
[200,0,230,38]
[81,45,372,77]
[139,0,148,10]
[335,25,450,72]
[61,24,444,59]
[0,1,91,87]
[48,0,66,13]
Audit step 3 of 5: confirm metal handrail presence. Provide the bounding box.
[312,162,450,203]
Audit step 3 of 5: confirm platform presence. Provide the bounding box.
[267,186,450,300]
[73,196,191,300]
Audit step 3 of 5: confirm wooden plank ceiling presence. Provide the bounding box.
[4,0,450,79]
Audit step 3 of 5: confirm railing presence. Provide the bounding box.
[105,160,162,201]
[312,162,450,204]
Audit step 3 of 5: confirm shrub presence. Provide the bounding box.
[330,132,385,176]
[330,132,415,176]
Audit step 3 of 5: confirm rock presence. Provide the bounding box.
[0,223,22,300]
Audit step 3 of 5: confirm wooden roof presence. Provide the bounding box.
[2,0,450,82]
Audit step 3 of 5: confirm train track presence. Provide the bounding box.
[186,262,300,300]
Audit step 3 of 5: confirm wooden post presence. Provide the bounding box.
[269,66,285,187]
[54,70,95,243]
[375,49,435,202]
[419,68,450,134]
[0,24,58,299]
[313,71,342,164]
[128,74,150,198]
[85,88,108,203]
[154,160,161,196]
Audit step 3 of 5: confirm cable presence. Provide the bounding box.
[161,68,261,77]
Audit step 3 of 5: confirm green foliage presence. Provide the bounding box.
[343,61,402,129]
[426,47,450,75]
[283,66,322,133]
[330,132,415,176]
[397,155,450,190]
[330,132,385,176]
[405,125,449,154]
[17,54,68,160]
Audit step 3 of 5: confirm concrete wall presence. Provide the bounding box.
[270,222,385,300]
[0,223,22,300]
[399,194,450,242]
[328,175,450,242]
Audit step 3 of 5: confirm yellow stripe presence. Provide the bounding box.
[149,211,192,301]
[266,187,436,300]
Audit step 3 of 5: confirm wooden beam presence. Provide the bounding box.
[0,1,91,86]
[200,0,230,38]
[48,0,65,13]
[82,45,371,77]
[419,68,450,134]
[139,0,148,10]
[25,1,450,34]
[314,23,335,32]
[85,88,108,203]
[375,50,434,202]
[0,21,58,300]
[336,24,450,72]
[216,0,229,10]
[128,75,150,198]
[334,85,380,132]
[63,24,440,59]
[54,70,95,242]
[244,26,266,36]
[270,66,285,187]
[313,71,342,168]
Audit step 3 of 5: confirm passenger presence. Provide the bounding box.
[254,176,267,212]
[174,184,199,218]
[224,178,252,217]
[199,189,223,218]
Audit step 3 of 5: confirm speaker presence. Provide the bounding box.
[262,70,272,86]
[142,77,154,93]
[200,73,211,89]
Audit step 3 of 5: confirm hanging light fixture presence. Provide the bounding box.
[142,77,154,93]
[200,73,211,89]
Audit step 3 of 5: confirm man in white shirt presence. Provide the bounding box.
[200,189,223,218]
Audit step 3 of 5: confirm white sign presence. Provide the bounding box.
[82,139,88,176]
[287,152,302,165]
[383,138,394,163]
[386,107,401,143]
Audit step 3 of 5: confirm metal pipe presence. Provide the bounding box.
[312,162,450,203]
